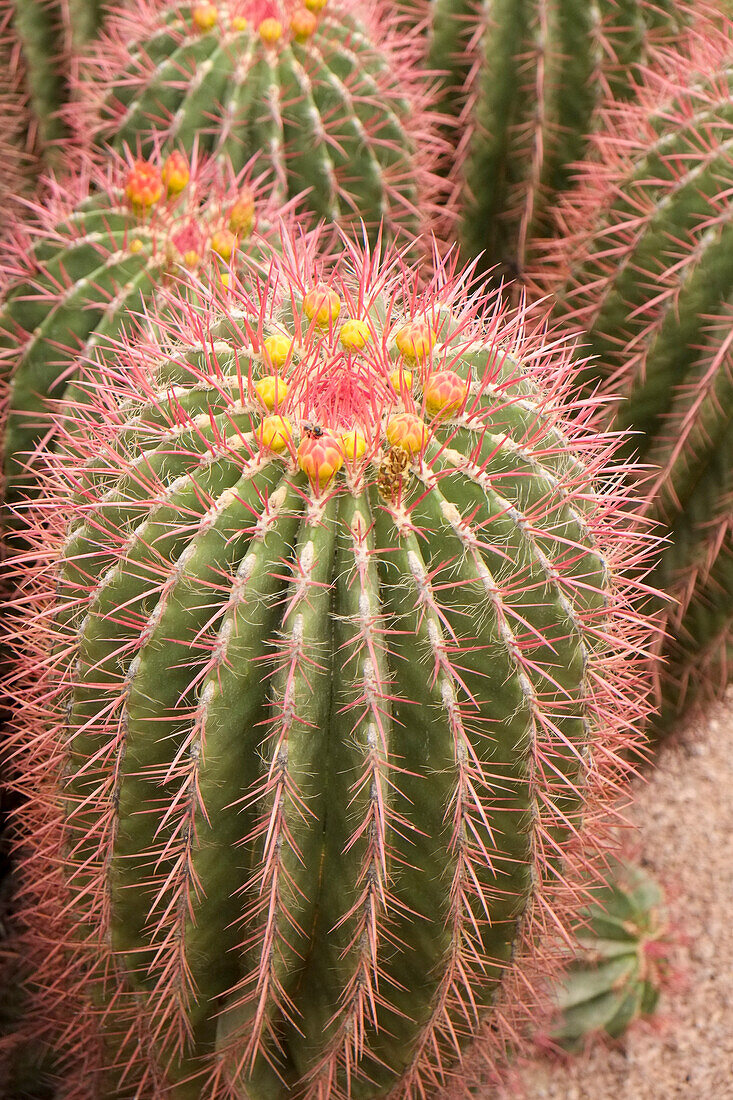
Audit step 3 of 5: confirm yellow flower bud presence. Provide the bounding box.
[259,17,282,44]
[211,228,237,261]
[254,374,289,411]
[388,366,413,395]
[340,429,367,463]
[256,415,293,453]
[262,333,294,370]
[339,318,370,350]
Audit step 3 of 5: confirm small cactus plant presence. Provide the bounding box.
[2,238,656,1098]
[550,861,674,1051]
[428,0,705,279]
[0,149,294,522]
[79,0,444,249]
[530,20,733,728]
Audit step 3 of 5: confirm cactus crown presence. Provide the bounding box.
[82,0,444,248]
[0,149,298,518]
[5,238,656,1098]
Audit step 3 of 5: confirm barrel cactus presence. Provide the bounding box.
[0,148,294,523]
[550,861,673,1051]
[429,0,706,279]
[530,21,733,729]
[2,236,656,1098]
[80,0,443,249]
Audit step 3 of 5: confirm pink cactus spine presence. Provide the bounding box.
[2,234,658,1097]
[528,19,733,727]
[71,0,450,250]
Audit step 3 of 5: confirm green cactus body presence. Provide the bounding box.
[429,0,700,277]
[531,25,733,728]
[0,153,279,520]
[4,243,653,1097]
[88,0,439,248]
[551,861,671,1050]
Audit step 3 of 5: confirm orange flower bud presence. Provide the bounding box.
[192,2,218,31]
[303,283,341,328]
[394,320,436,362]
[305,0,327,10]
[125,160,163,210]
[231,14,247,31]
[161,151,190,195]
[385,413,426,455]
[291,7,318,41]
[424,370,469,418]
[297,432,344,489]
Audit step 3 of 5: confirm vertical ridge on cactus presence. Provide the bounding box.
[0,148,304,525]
[529,20,733,729]
[2,235,657,1098]
[429,0,708,280]
[75,0,447,250]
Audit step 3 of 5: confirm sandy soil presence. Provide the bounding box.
[518,688,733,1099]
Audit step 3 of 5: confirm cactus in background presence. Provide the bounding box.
[1,0,113,163]
[428,0,704,280]
[0,149,297,523]
[549,861,674,1051]
[2,237,656,1098]
[531,21,733,729]
[79,0,444,250]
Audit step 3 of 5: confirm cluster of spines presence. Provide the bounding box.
[428,0,708,279]
[1,242,656,1098]
[78,0,446,249]
[530,20,733,727]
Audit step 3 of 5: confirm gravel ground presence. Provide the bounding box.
[518,689,733,1099]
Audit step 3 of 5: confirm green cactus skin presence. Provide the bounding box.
[429,0,701,279]
[2,242,654,1098]
[530,22,733,730]
[85,0,442,249]
[551,861,671,1050]
[0,151,284,523]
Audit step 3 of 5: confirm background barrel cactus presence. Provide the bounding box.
[77,0,445,249]
[2,238,655,1098]
[530,21,733,730]
[428,0,707,280]
[0,148,299,525]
